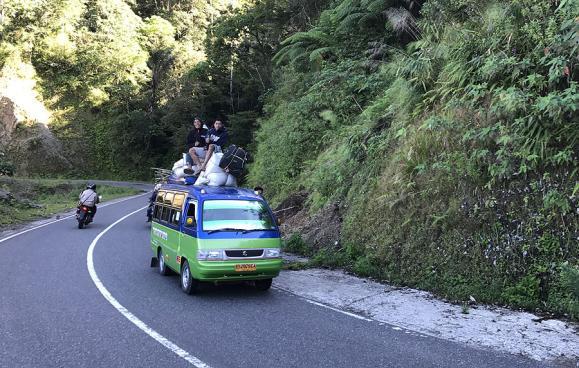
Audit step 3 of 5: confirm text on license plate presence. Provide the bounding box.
[235,264,256,272]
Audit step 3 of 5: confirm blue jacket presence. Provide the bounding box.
[207,127,228,148]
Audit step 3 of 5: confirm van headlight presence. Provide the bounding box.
[264,248,281,258]
[197,249,224,261]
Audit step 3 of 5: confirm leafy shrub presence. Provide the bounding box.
[283,233,313,256]
[0,152,14,176]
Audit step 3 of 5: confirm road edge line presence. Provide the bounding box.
[86,206,211,368]
[273,285,373,322]
[303,299,373,321]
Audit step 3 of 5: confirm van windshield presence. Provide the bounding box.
[202,200,276,232]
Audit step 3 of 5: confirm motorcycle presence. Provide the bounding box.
[76,205,94,229]
[76,195,102,229]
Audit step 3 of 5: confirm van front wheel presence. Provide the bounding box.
[180,260,200,295]
[254,278,272,291]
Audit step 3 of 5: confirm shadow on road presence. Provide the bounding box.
[153,272,277,299]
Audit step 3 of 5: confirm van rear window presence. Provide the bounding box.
[202,200,275,232]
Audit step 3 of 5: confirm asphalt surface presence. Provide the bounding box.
[0,193,551,368]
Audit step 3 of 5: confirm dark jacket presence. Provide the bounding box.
[207,127,228,148]
[149,190,158,203]
[186,127,208,149]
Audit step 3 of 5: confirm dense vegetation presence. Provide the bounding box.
[0,0,328,177]
[254,0,578,318]
[1,0,577,317]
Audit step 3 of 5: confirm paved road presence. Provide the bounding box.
[0,194,550,368]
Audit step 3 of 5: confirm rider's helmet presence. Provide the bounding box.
[87,183,97,191]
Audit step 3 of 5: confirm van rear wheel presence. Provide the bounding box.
[158,249,170,276]
[180,260,200,295]
[254,278,272,291]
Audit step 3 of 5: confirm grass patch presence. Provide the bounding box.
[0,177,143,227]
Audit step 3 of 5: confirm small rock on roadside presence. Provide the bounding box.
[0,189,13,201]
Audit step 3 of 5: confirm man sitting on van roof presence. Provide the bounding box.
[184,117,208,175]
[195,119,228,176]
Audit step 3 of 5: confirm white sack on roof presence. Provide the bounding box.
[225,174,237,187]
[204,153,225,175]
[207,172,228,186]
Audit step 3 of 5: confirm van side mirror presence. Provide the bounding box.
[185,217,196,227]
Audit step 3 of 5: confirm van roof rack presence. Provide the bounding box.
[151,167,172,184]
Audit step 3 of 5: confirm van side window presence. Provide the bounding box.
[171,210,181,225]
[156,206,163,222]
[173,194,185,209]
[161,207,170,223]
[153,205,161,220]
[184,202,196,226]
[164,192,174,206]
[187,202,196,218]
[156,191,165,204]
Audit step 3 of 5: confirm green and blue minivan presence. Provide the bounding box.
[150,184,283,294]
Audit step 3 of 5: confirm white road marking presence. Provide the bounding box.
[86,206,211,368]
[275,286,372,321]
[304,299,373,321]
[0,193,150,244]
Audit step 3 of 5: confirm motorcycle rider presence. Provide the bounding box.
[78,183,100,218]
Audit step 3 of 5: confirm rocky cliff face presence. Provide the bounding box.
[0,67,70,175]
[0,96,18,143]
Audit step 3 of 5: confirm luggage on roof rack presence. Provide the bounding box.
[219,145,249,178]
[159,150,241,187]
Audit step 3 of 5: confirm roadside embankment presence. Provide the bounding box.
[249,0,578,321]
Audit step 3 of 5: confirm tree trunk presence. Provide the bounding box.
[229,60,235,113]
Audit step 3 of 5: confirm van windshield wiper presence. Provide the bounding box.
[206,228,246,234]
[241,228,275,234]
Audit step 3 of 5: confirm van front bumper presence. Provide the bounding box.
[192,259,282,281]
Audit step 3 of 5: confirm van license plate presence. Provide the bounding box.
[235,264,256,272]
